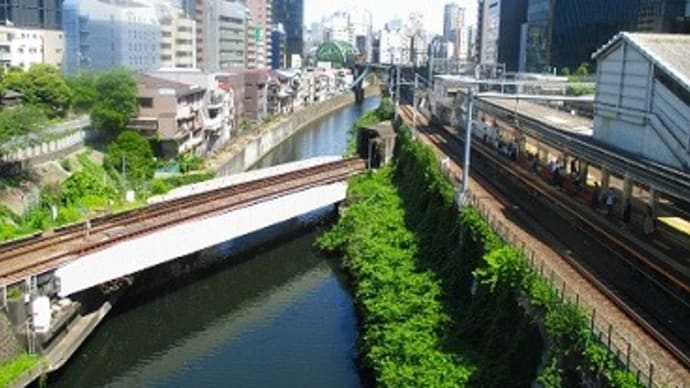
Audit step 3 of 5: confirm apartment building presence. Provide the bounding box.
[157,2,196,68]
[195,0,248,71]
[0,26,63,70]
[130,73,206,157]
[147,68,236,153]
[246,0,272,66]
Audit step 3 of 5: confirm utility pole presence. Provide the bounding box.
[394,65,401,122]
[460,87,474,206]
[121,155,127,189]
[413,74,418,138]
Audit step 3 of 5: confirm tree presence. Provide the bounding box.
[0,105,48,143]
[104,130,155,184]
[4,64,72,116]
[91,69,138,134]
[560,67,571,76]
[575,62,590,77]
[67,71,98,113]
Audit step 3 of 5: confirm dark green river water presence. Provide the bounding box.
[49,97,380,388]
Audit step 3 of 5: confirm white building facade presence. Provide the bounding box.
[0,26,64,70]
[157,2,197,68]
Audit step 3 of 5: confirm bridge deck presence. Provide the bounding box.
[0,158,365,286]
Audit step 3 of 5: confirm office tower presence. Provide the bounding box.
[272,0,303,67]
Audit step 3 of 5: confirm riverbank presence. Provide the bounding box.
[6,93,381,388]
[317,117,641,386]
[207,88,379,175]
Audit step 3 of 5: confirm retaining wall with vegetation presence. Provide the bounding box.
[317,103,641,386]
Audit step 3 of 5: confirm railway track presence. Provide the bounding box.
[400,105,690,372]
[0,157,365,284]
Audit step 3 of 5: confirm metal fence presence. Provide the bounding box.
[466,192,685,388]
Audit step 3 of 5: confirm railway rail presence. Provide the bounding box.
[0,157,365,285]
[400,104,690,374]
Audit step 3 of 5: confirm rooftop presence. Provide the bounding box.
[593,32,690,95]
[137,74,204,97]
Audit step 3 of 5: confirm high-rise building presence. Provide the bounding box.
[0,0,63,29]
[378,24,404,64]
[323,11,352,43]
[444,2,465,58]
[350,8,373,62]
[63,0,161,75]
[157,2,197,69]
[195,0,248,71]
[271,23,286,69]
[405,12,427,66]
[272,0,303,67]
[477,0,527,71]
[522,0,648,73]
[637,0,690,32]
[246,0,272,66]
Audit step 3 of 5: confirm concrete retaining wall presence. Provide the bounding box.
[0,312,21,365]
[214,91,376,176]
[1,116,92,167]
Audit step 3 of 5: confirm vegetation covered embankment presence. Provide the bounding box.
[318,98,642,386]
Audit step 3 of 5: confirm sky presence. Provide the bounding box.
[304,0,478,35]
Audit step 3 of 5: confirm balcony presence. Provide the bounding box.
[204,115,223,132]
[129,118,158,137]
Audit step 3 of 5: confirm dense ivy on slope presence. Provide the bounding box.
[318,168,473,387]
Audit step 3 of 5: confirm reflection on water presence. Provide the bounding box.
[48,98,380,388]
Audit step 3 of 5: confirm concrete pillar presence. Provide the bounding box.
[600,165,610,192]
[622,173,633,205]
[580,162,589,185]
[648,186,659,215]
[537,143,547,163]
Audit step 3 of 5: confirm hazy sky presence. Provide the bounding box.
[304,0,478,35]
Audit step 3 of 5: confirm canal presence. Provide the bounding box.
[48,97,381,388]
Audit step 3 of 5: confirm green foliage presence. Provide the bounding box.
[317,168,473,386]
[0,353,40,387]
[0,221,21,241]
[61,170,115,207]
[178,153,204,173]
[91,69,138,133]
[567,85,595,96]
[560,67,571,76]
[0,105,49,144]
[59,158,72,172]
[6,285,23,300]
[67,71,98,113]
[323,100,640,387]
[150,179,173,195]
[576,62,591,77]
[375,96,395,121]
[104,130,155,185]
[4,64,72,116]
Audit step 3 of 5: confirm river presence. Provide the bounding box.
[48,96,381,388]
